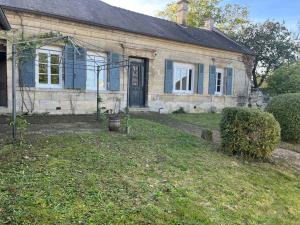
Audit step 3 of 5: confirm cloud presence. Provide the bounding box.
[101,0,170,16]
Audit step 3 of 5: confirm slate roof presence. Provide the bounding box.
[0,0,253,55]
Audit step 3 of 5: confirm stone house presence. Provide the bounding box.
[0,0,253,115]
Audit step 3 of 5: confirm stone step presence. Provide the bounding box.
[129,107,151,113]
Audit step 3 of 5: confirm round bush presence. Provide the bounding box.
[265,93,300,143]
[220,107,281,159]
[267,62,300,96]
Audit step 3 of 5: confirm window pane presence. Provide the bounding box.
[188,69,192,91]
[51,54,59,64]
[216,72,222,92]
[51,75,59,85]
[96,56,106,90]
[39,74,48,84]
[132,65,139,86]
[86,59,96,90]
[86,55,106,90]
[181,68,189,91]
[39,63,47,74]
[39,53,48,63]
[181,69,187,91]
[175,68,181,90]
[99,70,106,90]
[51,65,59,74]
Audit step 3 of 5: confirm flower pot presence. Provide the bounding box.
[108,114,121,132]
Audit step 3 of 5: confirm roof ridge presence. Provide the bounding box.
[100,0,212,33]
[0,0,253,54]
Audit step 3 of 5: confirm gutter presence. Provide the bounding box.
[0,7,11,31]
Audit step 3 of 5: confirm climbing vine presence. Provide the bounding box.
[242,54,255,82]
[15,32,67,114]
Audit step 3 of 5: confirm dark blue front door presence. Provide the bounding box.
[129,59,145,107]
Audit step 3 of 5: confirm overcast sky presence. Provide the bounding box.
[102,0,299,32]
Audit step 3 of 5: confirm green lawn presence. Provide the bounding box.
[1,119,300,225]
[169,113,222,130]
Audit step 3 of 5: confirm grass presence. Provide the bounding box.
[169,113,222,130]
[168,113,300,152]
[0,119,300,224]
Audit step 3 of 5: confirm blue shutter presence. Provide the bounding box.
[226,67,233,95]
[19,49,35,87]
[164,59,173,93]
[64,45,75,89]
[64,46,87,89]
[109,52,120,91]
[208,65,216,95]
[197,64,204,94]
[74,47,87,90]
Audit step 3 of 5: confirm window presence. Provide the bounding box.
[36,47,62,88]
[86,51,107,91]
[173,63,194,93]
[131,65,139,87]
[215,68,224,95]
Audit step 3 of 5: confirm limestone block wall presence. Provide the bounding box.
[0,10,250,115]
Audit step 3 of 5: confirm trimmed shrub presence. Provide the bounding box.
[172,107,186,114]
[266,93,300,143]
[220,107,281,159]
[267,62,300,96]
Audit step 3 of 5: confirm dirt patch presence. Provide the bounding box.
[0,115,106,142]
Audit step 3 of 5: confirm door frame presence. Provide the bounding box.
[128,57,149,107]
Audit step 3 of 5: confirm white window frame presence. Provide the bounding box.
[215,68,224,96]
[86,51,107,91]
[35,46,63,89]
[173,62,195,94]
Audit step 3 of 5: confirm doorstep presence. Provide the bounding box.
[129,107,151,113]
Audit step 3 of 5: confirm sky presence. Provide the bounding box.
[102,0,299,33]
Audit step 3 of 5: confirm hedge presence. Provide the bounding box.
[266,93,300,143]
[220,107,281,159]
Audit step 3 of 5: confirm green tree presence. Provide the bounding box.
[157,0,249,34]
[267,62,300,96]
[232,21,298,88]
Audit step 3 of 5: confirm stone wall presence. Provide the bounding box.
[0,10,250,115]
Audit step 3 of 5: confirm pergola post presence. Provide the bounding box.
[12,43,17,141]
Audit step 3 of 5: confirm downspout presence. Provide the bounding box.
[0,7,11,31]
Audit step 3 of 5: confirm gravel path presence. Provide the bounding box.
[132,112,300,172]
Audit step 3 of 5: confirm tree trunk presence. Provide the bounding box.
[252,62,258,90]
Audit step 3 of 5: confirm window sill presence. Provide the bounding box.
[35,86,63,90]
[173,91,194,95]
[214,93,223,96]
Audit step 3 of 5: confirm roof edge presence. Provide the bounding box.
[1,5,249,55]
[213,28,256,56]
[0,7,11,31]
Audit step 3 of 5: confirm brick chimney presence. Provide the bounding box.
[204,18,214,30]
[177,0,189,26]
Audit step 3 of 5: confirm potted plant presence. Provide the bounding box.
[108,97,121,132]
